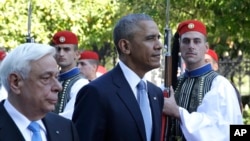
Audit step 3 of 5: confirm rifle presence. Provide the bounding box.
[26,0,34,43]
[161,0,172,140]
[163,0,172,93]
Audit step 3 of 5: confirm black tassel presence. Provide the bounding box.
[171,32,180,90]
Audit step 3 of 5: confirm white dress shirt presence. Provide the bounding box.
[4,100,47,141]
[118,61,147,99]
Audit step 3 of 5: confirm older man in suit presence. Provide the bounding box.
[72,13,164,141]
[0,43,79,141]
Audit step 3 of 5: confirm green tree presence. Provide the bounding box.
[0,0,250,66]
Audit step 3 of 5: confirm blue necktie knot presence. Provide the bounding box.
[137,80,146,91]
[28,121,42,141]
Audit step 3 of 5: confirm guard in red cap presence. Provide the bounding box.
[77,50,99,81]
[163,20,243,141]
[77,50,105,81]
[177,19,207,36]
[79,50,99,60]
[51,30,89,119]
[205,49,219,71]
[205,48,243,112]
[52,30,78,45]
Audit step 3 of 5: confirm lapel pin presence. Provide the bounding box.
[56,131,60,134]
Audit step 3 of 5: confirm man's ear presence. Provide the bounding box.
[205,42,209,51]
[9,73,22,94]
[203,42,209,56]
[118,39,131,54]
[75,50,81,60]
[214,63,219,71]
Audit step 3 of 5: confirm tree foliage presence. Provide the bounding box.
[0,0,250,67]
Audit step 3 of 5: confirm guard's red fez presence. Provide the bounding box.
[177,20,207,36]
[206,49,218,62]
[80,50,99,60]
[0,50,6,61]
[52,30,78,45]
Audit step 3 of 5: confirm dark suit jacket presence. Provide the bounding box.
[72,65,164,141]
[0,101,79,141]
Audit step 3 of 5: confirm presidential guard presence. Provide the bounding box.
[51,30,89,119]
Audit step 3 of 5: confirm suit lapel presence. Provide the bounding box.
[42,114,61,141]
[147,82,162,141]
[147,82,161,123]
[0,101,25,141]
[112,65,147,141]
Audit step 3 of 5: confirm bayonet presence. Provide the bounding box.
[26,0,34,43]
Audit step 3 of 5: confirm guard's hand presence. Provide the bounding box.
[162,86,180,120]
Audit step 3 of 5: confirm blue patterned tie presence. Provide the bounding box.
[28,122,42,141]
[137,80,152,141]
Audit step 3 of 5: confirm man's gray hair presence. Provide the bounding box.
[0,43,56,92]
[113,13,153,54]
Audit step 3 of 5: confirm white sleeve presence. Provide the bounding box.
[179,76,243,141]
[59,78,89,119]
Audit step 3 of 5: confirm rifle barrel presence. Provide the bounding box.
[164,27,172,91]
[26,0,34,43]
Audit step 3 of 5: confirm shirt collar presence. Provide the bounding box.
[118,61,147,91]
[3,100,46,133]
[184,64,213,78]
[59,67,81,81]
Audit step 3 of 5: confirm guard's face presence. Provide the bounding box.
[77,59,97,80]
[54,44,78,71]
[205,54,218,71]
[179,31,208,70]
